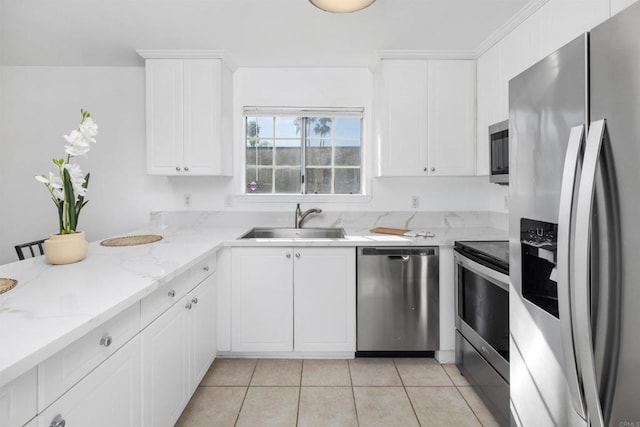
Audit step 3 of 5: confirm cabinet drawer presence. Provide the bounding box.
[38,336,142,427]
[141,272,192,327]
[191,254,216,286]
[39,304,140,411]
[0,368,37,427]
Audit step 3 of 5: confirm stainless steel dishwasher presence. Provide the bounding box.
[357,247,439,354]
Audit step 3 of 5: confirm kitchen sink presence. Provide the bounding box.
[239,227,346,239]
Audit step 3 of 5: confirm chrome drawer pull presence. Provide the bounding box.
[168,289,176,298]
[203,266,210,272]
[100,335,113,347]
[50,414,66,427]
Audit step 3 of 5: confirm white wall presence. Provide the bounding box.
[0,65,499,265]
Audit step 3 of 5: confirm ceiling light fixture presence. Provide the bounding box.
[309,0,376,13]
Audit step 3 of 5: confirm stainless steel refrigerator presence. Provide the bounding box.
[509,2,640,426]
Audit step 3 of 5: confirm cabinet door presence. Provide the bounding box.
[0,368,36,427]
[183,59,222,175]
[476,46,502,176]
[38,336,142,427]
[378,59,429,176]
[294,248,356,352]
[426,60,476,176]
[146,59,184,175]
[231,247,294,352]
[188,273,217,391]
[142,297,189,427]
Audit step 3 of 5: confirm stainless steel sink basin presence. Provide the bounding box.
[240,227,346,239]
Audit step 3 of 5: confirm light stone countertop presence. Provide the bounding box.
[0,221,506,388]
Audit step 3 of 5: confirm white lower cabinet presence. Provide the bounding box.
[231,247,294,352]
[189,273,217,389]
[15,253,219,427]
[294,248,356,352]
[231,247,355,354]
[142,293,189,427]
[38,335,142,427]
[142,273,217,427]
[0,368,37,427]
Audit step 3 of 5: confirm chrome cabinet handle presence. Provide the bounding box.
[176,166,181,172]
[191,297,198,305]
[295,253,301,258]
[184,166,189,172]
[185,302,193,310]
[50,414,66,427]
[100,335,112,347]
[168,289,176,298]
[430,167,436,172]
[203,266,210,272]
[286,253,291,259]
[423,167,427,172]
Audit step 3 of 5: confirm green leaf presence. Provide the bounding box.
[63,168,77,232]
[54,198,64,234]
[75,173,90,221]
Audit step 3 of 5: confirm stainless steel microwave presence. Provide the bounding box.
[489,120,509,185]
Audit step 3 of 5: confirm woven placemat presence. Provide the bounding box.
[100,235,163,247]
[0,278,18,294]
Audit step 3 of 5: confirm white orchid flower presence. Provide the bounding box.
[79,117,98,143]
[64,129,91,157]
[63,163,87,200]
[35,172,64,200]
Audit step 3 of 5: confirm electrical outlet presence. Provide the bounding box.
[411,196,419,209]
[504,195,509,210]
[224,194,233,208]
[184,194,191,207]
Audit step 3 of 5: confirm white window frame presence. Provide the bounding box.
[238,107,370,203]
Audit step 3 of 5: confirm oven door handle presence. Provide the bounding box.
[454,253,509,292]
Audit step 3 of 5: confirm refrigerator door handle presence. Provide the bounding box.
[557,124,587,418]
[574,119,607,427]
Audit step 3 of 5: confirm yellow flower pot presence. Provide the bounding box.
[44,231,88,265]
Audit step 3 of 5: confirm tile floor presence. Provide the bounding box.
[176,358,500,427]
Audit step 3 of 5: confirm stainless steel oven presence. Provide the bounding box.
[454,241,509,425]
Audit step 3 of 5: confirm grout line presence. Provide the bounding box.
[296,360,303,426]
[348,359,361,427]
[233,359,258,427]
[442,364,487,425]
[456,385,487,427]
[393,358,423,427]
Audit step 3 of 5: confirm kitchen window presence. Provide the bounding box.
[244,108,363,195]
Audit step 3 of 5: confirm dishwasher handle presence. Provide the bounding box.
[360,247,438,257]
[388,255,411,262]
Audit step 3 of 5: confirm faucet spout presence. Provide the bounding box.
[295,203,322,228]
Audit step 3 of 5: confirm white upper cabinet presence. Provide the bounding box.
[378,60,428,176]
[426,60,476,176]
[140,51,233,176]
[377,58,476,177]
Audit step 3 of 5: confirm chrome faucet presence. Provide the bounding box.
[295,203,322,228]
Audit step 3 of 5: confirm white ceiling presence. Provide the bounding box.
[0,0,532,67]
